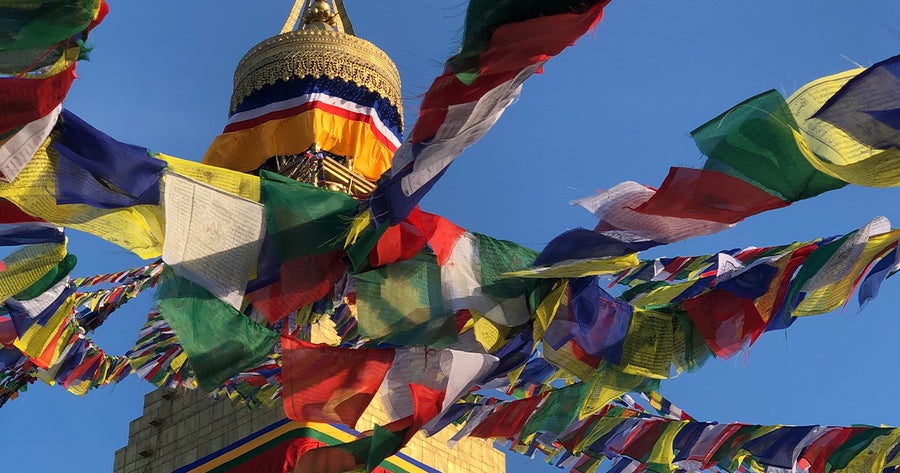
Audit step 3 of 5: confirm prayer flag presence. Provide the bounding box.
[281,336,394,426]
[813,55,900,150]
[156,268,278,392]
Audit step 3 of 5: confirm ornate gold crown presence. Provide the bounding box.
[229,1,402,126]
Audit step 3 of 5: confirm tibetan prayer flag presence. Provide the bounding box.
[156,268,278,392]
[813,55,900,150]
[245,250,347,323]
[162,172,265,309]
[694,89,846,201]
[533,228,654,266]
[441,232,537,326]
[569,276,632,366]
[469,393,545,439]
[260,170,358,261]
[519,382,589,440]
[355,252,456,347]
[682,288,766,358]
[633,167,789,224]
[0,0,98,52]
[573,181,733,244]
[0,63,76,135]
[53,109,166,209]
[786,68,900,188]
[281,336,394,426]
[0,242,67,301]
[618,308,674,379]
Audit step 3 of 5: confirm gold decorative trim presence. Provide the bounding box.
[230,29,402,127]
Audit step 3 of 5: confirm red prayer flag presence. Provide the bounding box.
[469,393,546,439]
[682,289,767,358]
[0,65,77,135]
[634,167,789,224]
[246,250,348,323]
[281,336,394,427]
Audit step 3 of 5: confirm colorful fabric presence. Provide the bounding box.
[0,0,99,52]
[813,54,900,150]
[695,89,846,202]
[0,104,60,183]
[633,167,789,224]
[204,74,401,181]
[369,0,612,225]
[260,170,358,261]
[281,336,394,426]
[53,109,166,208]
[156,268,278,392]
[0,62,75,135]
[355,252,456,347]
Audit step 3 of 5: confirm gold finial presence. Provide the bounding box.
[303,1,335,25]
[282,0,355,35]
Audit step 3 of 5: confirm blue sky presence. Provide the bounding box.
[1,1,899,472]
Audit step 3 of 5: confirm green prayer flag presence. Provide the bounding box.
[355,252,457,347]
[367,425,405,473]
[519,382,589,440]
[475,232,539,299]
[695,89,846,201]
[156,267,278,392]
[0,0,97,52]
[260,170,359,261]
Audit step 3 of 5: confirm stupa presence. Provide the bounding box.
[113,2,505,472]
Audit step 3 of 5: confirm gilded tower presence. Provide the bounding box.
[114,2,505,472]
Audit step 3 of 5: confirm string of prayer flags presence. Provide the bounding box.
[369,0,612,226]
[73,263,162,331]
[126,309,193,389]
[155,268,278,392]
[576,62,900,248]
[813,54,900,151]
[53,109,166,209]
[71,261,162,288]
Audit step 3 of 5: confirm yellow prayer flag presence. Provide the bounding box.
[501,254,640,279]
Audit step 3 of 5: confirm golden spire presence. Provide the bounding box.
[230,0,402,124]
